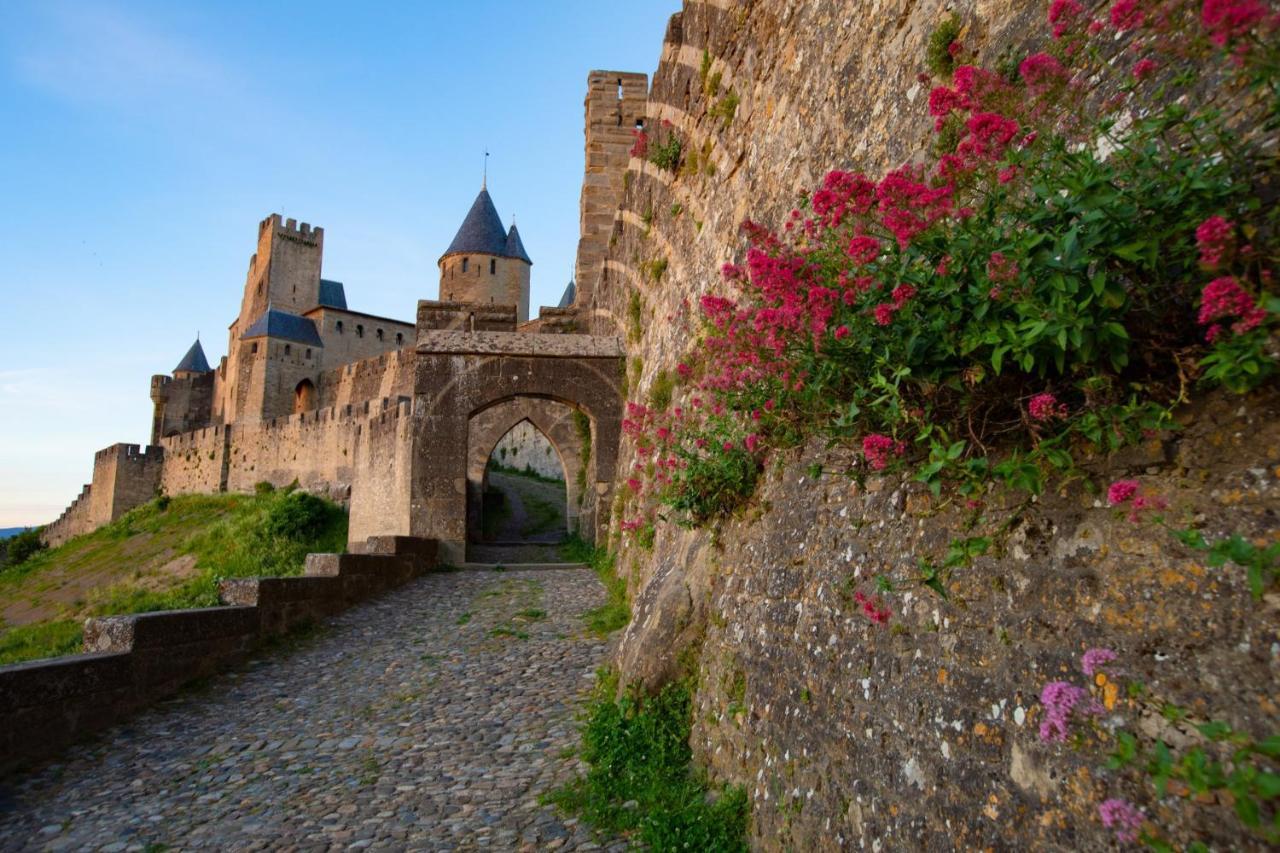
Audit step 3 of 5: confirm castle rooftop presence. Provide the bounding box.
[441,188,530,263]
[557,278,576,308]
[174,339,212,374]
[318,279,348,310]
[242,308,324,347]
[505,224,532,265]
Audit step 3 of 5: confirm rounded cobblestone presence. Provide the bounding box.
[0,568,622,852]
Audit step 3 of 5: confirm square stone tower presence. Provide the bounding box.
[574,71,648,309]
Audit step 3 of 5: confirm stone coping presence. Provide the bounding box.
[416,330,624,358]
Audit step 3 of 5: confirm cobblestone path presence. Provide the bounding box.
[0,569,619,852]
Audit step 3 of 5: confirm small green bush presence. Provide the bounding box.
[925,14,962,77]
[649,136,682,172]
[2,528,47,571]
[710,90,739,128]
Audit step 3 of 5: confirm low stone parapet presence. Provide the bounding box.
[0,537,438,775]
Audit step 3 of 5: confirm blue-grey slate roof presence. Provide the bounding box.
[505,224,532,265]
[557,278,576,308]
[242,309,324,347]
[318,279,348,309]
[441,189,533,264]
[174,339,212,373]
[442,189,509,259]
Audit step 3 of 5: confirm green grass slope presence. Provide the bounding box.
[0,488,347,666]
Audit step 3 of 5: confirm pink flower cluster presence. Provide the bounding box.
[1107,479,1167,521]
[1039,680,1103,742]
[862,434,905,470]
[1019,52,1069,96]
[1028,392,1067,422]
[1201,0,1272,47]
[853,590,892,625]
[1195,215,1234,269]
[1098,798,1144,844]
[629,129,648,159]
[1048,0,1087,38]
[1198,276,1266,342]
[1081,647,1118,676]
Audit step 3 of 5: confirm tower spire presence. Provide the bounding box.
[482,149,489,189]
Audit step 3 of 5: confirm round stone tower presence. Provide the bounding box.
[438,185,532,323]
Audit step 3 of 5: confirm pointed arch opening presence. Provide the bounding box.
[463,397,587,563]
[293,379,316,414]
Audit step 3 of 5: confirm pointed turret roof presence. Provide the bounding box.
[505,223,532,265]
[174,338,212,374]
[557,278,576,308]
[442,188,509,259]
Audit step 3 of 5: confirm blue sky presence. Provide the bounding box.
[0,0,674,526]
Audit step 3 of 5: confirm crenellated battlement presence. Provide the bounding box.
[93,443,164,465]
[258,213,323,245]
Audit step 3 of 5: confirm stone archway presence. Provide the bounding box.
[294,379,316,414]
[465,399,585,547]
[409,329,623,563]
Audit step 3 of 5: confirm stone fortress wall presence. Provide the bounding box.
[557,1,1280,850]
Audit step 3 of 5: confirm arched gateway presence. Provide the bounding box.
[345,300,624,565]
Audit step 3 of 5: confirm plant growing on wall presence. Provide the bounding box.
[617,0,1279,580]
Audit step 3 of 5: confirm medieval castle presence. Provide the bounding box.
[40,70,650,565]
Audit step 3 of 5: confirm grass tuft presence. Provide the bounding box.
[546,670,748,851]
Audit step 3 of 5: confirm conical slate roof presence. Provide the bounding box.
[557,278,576,308]
[441,189,510,259]
[174,338,212,374]
[505,224,532,265]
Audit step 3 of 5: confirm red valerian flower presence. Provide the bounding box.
[1132,58,1158,79]
[1107,479,1140,505]
[1109,0,1145,30]
[928,86,964,117]
[846,235,881,265]
[1019,52,1069,95]
[1198,276,1266,339]
[1195,215,1234,269]
[958,113,1020,161]
[891,284,917,306]
[1048,0,1087,37]
[1028,392,1067,422]
[1201,0,1270,47]
[873,303,897,326]
[833,325,851,340]
[987,251,1020,283]
[862,433,904,470]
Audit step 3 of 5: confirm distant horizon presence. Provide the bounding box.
[0,0,675,526]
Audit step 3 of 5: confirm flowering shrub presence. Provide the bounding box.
[616,0,1278,550]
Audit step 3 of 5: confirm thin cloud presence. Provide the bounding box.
[12,3,234,107]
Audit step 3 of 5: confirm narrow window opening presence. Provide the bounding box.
[490,258,496,275]
[356,324,364,338]
[305,348,312,358]
[250,342,258,354]
[462,257,469,273]
[395,332,404,346]
[285,344,291,355]
[376,328,384,341]
[336,320,344,334]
